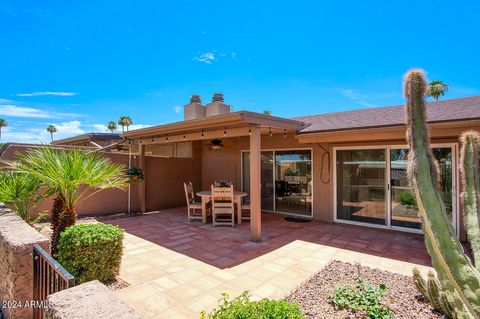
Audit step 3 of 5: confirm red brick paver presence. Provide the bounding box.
[106,207,431,269]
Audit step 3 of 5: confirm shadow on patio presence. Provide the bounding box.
[105,207,431,269]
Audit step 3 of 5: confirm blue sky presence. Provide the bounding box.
[0,0,479,143]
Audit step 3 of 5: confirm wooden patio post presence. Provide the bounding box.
[249,125,261,241]
[138,143,146,213]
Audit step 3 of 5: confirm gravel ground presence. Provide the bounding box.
[287,261,443,319]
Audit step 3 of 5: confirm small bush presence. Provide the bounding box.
[57,223,124,284]
[201,291,304,319]
[329,278,394,319]
[400,192,416,207]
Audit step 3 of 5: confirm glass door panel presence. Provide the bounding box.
[336,149,387,225]
[274,150,312,216]
[242,151,274,211]
[390,147,453,230]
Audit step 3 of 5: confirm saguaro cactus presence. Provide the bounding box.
[404,69,480,318]
[460,131,480,270]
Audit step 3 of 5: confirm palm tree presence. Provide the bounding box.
[0,118,7,141]
[426,80,448,101]
[46,124,57,142]
[107,121,118,133]
[263,109,272,115]
[8,147,128,254]
[0,171,41,223]
[118,116,133,133]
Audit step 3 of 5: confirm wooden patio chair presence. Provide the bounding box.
[239,201,250,223]
[184,182,202,222]
[211,185,235,227]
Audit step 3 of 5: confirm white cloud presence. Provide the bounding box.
[193,52,215,64]
[0,104,79,119]
[173,106,182,114]
[0,98,12,103]
[16,91,78,97]
[336,88,376,108]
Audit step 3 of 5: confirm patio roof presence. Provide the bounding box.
[121,111,307,144]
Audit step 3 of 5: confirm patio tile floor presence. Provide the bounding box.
[106,208,433,319]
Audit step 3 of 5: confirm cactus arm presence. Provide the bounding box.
[427,271,442,310]
[460,131,480,270]
[413,267,429,299]
[404,70,480,318]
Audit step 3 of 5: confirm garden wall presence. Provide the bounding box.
[45,280,144,319]
[0,143,200,216]
[0,207,50,319]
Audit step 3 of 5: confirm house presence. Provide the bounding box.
[52,132,123,148]
[120,94,480,241]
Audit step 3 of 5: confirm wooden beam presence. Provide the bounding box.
[249,125,261,242]
[138,144,146,213]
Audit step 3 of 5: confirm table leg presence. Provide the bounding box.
[236,197,242,224]
[201,196,207,224]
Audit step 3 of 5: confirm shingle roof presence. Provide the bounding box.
[295,95,480,134]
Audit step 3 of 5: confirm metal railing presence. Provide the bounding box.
[32,244,75,319]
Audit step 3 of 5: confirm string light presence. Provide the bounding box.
[201,130,204,138]
[283,129,287,138]
[166,134,169,141]
[248,128,251,136]
[224,127,227,137]
[183,133,186,140]
[269,127,272,137]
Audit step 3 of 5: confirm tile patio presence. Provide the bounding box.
[106,208,433,319]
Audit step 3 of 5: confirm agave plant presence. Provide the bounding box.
[0,170,42,223]
[6,147,129,255]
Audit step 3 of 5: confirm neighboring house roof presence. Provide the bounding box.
[295,95,480,134]
[52,133,123,145]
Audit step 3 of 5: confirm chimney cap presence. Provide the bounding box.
[212,93,224,102]
[190,95,201,103]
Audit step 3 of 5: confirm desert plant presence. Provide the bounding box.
[0,170,42,223]
[201,291,304,319]
[57,223,124,284]
[0,118,7,141]
[6,147,128,255]
[46,124,57,142]
[329,277,393,319]
[412,268,453,318]
[459,131,480,270]
[118,115,133,133]
[107,121,118,133]
[426,80,448,101]
[404,69,480,318]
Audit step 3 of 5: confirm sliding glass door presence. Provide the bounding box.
[242,149,312,217]
[335,149,387,225]
[335,145,456,232]
[390,147,454,230]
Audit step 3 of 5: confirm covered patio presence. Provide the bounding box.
[122,110,307,241]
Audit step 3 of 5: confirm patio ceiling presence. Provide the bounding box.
[121,111,307,144]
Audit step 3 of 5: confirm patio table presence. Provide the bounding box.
[196,191,248,224]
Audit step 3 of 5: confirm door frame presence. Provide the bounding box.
[241,147,314,218]
[333,143,459,235]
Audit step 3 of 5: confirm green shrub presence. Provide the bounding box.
[328,278,394,319]
[201,291,304,319]
[57,223,124,284]
[399,192,416,207]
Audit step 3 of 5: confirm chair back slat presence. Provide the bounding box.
[211,185,234,208]
[184,182,195,206]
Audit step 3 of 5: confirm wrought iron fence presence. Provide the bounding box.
[32,244,75,319]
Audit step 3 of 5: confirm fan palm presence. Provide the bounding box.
[0,170,41,223]
[8,147,129,254]
[46,124,57,142]
[107,121,118,133]
[426,80,448,101]
[0,118,7,141]
[118,116,133,133]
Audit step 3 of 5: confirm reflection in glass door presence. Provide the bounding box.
[335,149,387,225]
[242,149,312,216]
[390,147,454,230]
[275,150,312,216]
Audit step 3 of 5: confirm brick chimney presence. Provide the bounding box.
[184,95,206,120]
[206,93,231,117]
